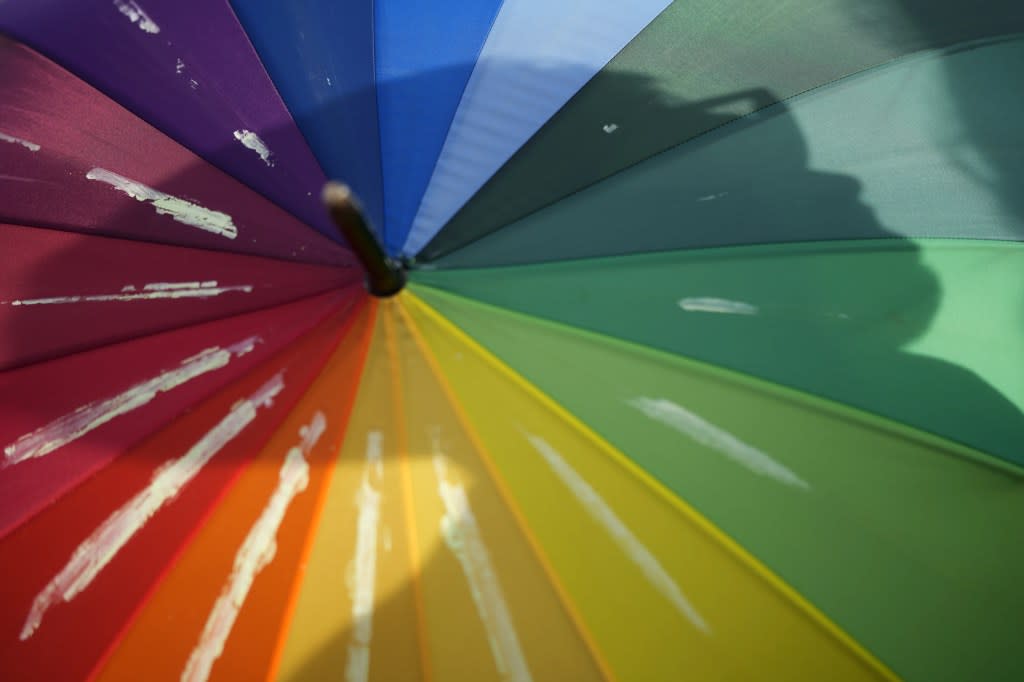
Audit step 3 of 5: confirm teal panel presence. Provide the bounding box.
[414,284,1024,682]
[412,239,1024,467]
[421,10,1024,263]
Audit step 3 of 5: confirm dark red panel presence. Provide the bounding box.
[0,287,363,539]
[0,223,358,369]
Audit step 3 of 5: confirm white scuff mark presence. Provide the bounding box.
[85,168,236,238]
[189,79,200,90]
[4,281,253,307]
[175,58,185,74]
[233,130,274,167]
[678,297,759,316]
[19,374,285,641]
[602,123,619,134]
[628,397,809,490]
[522,432,710,633]
[344,431,383,682]
[3,336,261,468]
[0,131,40,152]
[432,434,532,682]
[113,0,160,34]
[182,411,323,682]
[697,192,728,202]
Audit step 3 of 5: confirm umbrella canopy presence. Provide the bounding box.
[1,2,1023,681]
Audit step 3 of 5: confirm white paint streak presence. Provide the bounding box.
[0,131,40,152]
[176,58,185,74]
[233,130,274,167]
[85,168,236,239]
[113,0,160,33]
[678,297,758,316]
[697,192,728,202]
[345,431,383,682]
[602,123,619,134]
[629,397,809,490]
[3,336,261,468]
[433,439,532,682]
[182,412,323,682]
[523,432,710,632]
[4,281,252,307]
[19,374,285,641]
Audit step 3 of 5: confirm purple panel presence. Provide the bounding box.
[0,38,354,268]
[0,0,339,240]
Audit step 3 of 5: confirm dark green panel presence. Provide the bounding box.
[419,2,1024,262]
[412,239,1024,467]
[415,285,1024,682]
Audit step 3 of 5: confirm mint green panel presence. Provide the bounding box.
[427,34,1024,266]
[412,239,1024,466]
[414,285,1024,682]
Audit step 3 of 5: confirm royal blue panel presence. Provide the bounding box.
[230,0,384,236]
[375,0,504,254]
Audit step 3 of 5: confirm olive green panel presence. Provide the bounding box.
[413,284,1024,682]
[419,3,1024,262]
[412,239,1024,467]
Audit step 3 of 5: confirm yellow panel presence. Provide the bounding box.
[276,298,604,681]
[401,293,892,682]
[275,303,422,682]
[388,298,605,682]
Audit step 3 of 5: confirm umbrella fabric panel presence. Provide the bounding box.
[92,300,373,682]
[432,35,1024,268]
[0,299,358,682]
[413,239,1024,467]
[229,0,385,235]
[374,0,504,253]
[402,293,893,681]
[0,224,359,370]
[386,300,606,681]
[0,289,356,542]
[281,301,608,681]
[0,37,351,267]
[399,0,671,257]
[274,303,422,681]
[421,2,1024,262]
[0,0,341,240]
[413,287,1024,682]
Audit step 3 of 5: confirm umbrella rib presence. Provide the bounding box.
[402,291,901,682]
[383,301,436,682]
[395,296,618,682]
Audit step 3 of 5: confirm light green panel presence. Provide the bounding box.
[413,239,1024,467]
[413,285,1024,682]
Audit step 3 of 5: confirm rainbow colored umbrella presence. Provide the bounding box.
[1,2,1023,680]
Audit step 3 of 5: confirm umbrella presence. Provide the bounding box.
[1,1,1022,680]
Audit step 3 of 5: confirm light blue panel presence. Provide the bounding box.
[376,0,504,254]
[401,0,671,256]
[230,0,384,234]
